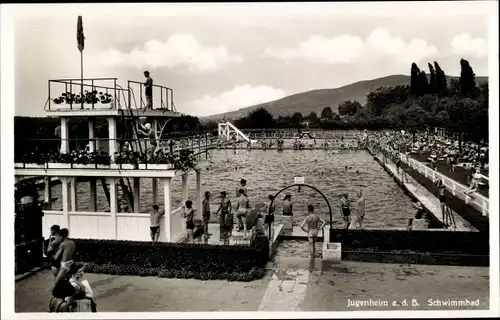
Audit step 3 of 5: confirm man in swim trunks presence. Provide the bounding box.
[340,193,351,229]
[300,204,326,258]
[47,225,61,283]
[354,191,366,229]
[150,205,165,242]
[52,228,76,290]
[236,189,250,239]
[216,191,233,243]
[202,191,212,237]
[283,194,293,216]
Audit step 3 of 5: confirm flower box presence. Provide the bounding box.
[47,163,71,169]
[118,164,135,170]
[25,163,45,169]
[97,164,110,169]
[110,164,119,169]
[73,164,94,169]
[138,164,147,170]
[14,163,24,168]
[148,164,173,170]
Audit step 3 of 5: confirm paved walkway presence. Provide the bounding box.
[14,258,489,312]
[377,154,477,232]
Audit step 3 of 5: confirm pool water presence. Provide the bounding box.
[46,149,415,229]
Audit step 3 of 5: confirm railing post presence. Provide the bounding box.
[69,80,73,110]
[140,83,143,109]
[91,79,95,109]
[48,80,51,111]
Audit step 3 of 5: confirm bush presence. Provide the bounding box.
[74,236,269,281]
[329,229,489,255]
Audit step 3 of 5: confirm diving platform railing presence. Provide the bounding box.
[45,77,176,113]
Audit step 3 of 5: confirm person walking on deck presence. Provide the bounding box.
[149,205,165,242]
[143,71,153,110]
[300,205,326,258]
[202,191,212,237]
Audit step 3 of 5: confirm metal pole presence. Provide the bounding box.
[80,51,84,110]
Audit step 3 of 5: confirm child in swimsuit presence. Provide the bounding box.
[182,200,195,243]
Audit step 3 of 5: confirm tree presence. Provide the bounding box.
[291,112,303,126]
[410,63,422,96]
[307,111,318,121]
[459,58,479,98]
[448,78,461,96]
[428,63,437,94]
[434,61,448,97]
[320,106,333,119]
[446,97,481,152]
[338,100,362,116]
[245,107,276,128]
[418,71,429,95]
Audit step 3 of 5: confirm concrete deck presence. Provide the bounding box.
[377,155,477,232]
[14,261,489,312]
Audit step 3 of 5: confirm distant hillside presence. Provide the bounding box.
[204,74,488,121]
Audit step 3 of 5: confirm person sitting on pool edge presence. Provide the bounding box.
[300,204,326,258]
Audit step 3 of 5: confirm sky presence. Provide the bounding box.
[9,2,494,117]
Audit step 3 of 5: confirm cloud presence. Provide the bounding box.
[262,28,438,64]
[92,33,242,72]
[450,33,487,58]
[187,85,286,117]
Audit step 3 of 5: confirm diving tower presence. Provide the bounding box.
[14,77,216,243]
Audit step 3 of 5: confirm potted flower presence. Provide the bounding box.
[137,153,149,170]
[20,151,45,168]
[73,150,94,169]
[113,151,135,170]
[46,152,72,169]
[173,149,198,173]
[149,151,175,170]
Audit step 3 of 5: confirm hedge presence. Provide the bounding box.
[73,235,269,281]
[329,229,489,255]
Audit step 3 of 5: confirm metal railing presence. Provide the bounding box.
[127,80,175,112]
[14,136,222,167]
[46,78,126,111]
[45,78,176,113]
[371,143,489,217]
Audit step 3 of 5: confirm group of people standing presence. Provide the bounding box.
[46,225,96,313]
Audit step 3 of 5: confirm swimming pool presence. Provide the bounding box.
[47,149,414,229]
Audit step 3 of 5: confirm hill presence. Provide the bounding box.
[203,74,488,120]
